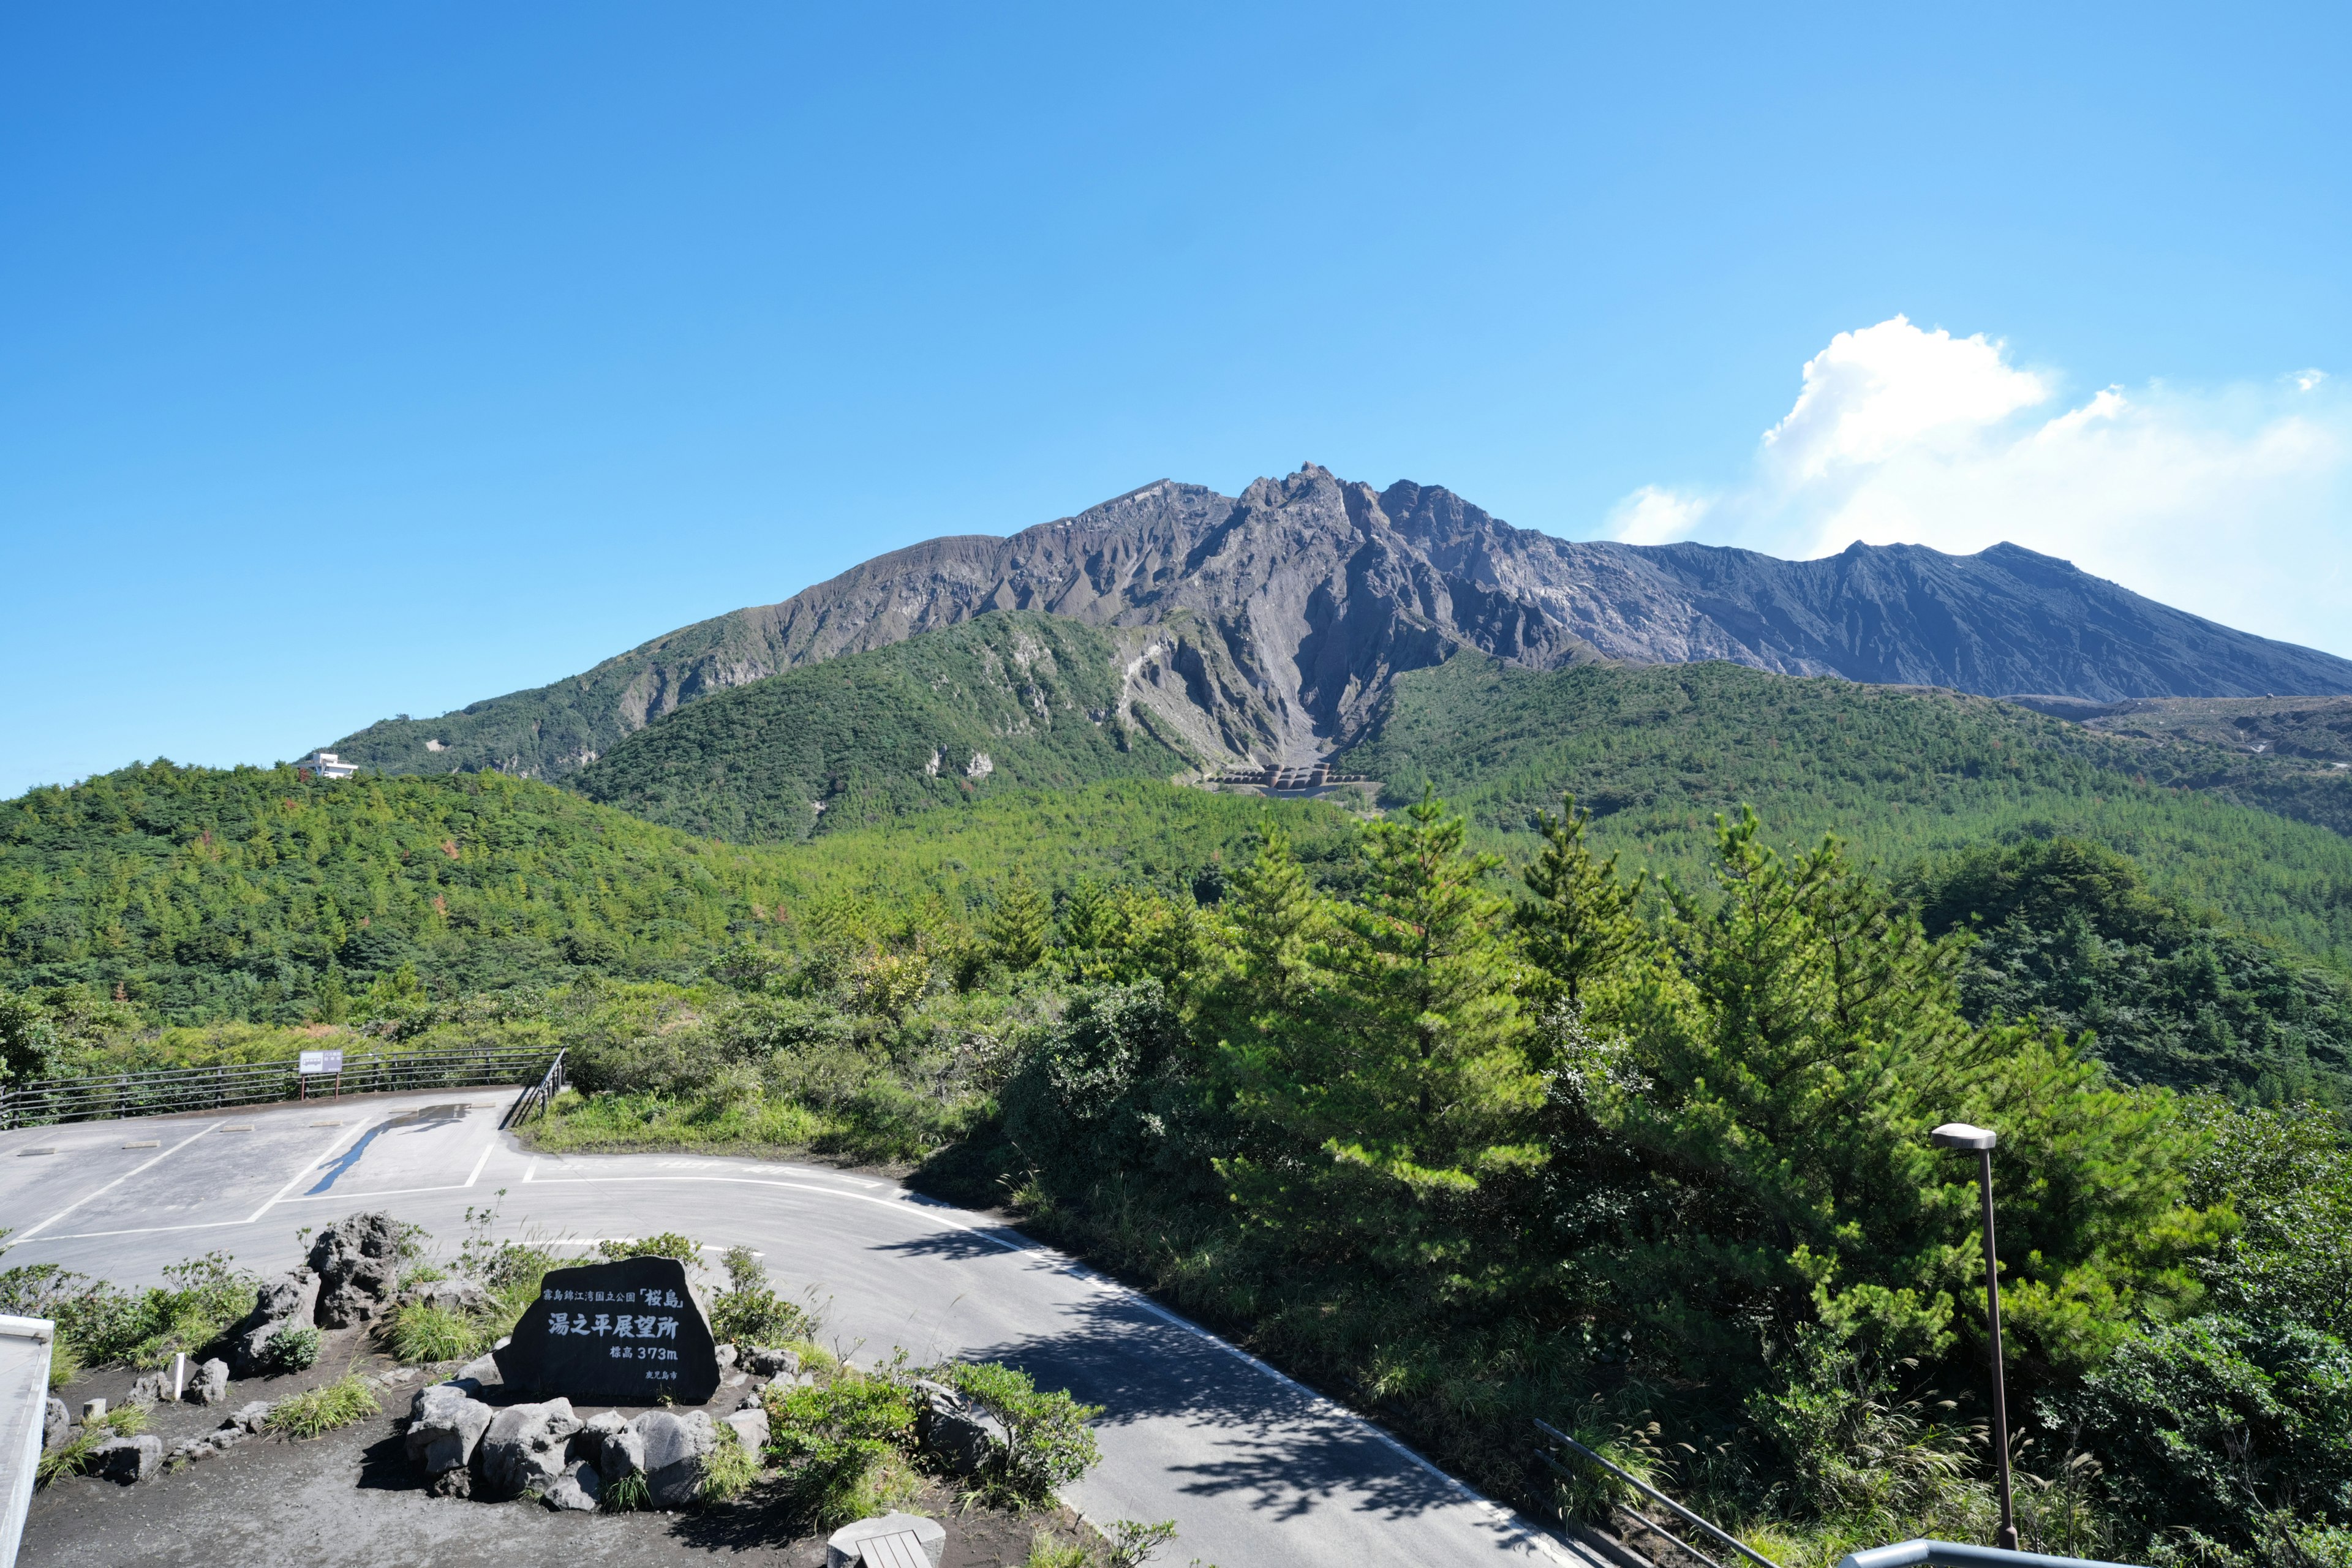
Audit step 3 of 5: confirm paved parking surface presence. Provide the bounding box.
[0,1091,1594,1568]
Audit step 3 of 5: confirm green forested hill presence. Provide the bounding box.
[0,762,802,1019]
[1340,655,2352,963]
[573,612,1197,842]
[0,761,1349,1025]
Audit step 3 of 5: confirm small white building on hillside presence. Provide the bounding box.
[296,751,360,780]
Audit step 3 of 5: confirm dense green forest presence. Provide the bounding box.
[483,796,2351,1566]
[0,762,1350,1028]
[575,612,1197,841]
[1343,655,2352,963]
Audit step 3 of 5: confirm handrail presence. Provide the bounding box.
[1837,1542,2146,1568]
[503,1049,568,1128]
[1534,1419,1777,1568]
[0,1045,557,1130]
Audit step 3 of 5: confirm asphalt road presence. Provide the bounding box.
[0,1088,1596,1568]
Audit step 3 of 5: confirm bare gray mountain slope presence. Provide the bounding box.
[328,465,2352,780]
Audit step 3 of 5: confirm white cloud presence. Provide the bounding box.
[1763,315,2049,478]
[1605,483,1711,545]
[1607,316,2352,657]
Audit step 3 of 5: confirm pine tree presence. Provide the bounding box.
[1217,792,1545,1278]
[1515,792,1647,1008]
[986,874,1053,973]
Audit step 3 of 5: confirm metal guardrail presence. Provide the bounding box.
[0,1046,557,1130]
[1534,1419,1775,1568]
[1838,1542,2146,1568]
[503,1049,568,1127]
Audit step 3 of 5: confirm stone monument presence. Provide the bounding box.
[492,1256,720,1405]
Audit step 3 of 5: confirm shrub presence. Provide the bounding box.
[767,1363,922,1527]
[597,1233,701,1264]
[710,1245,815,1347]
[261,1322,322,1374]
[933,1360,1103,1505]
[265,1375,380,1439]
[386,1303,486,1364]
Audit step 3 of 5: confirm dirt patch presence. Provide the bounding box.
[27,1339,1082,1568]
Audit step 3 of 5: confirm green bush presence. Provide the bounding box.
[710,1245,814,1346]
[934,1360,1103,1505]
[596,1233,702,1264]
[766,1363,923,1526]
[265,1374,380,1439]
[261,1322,322,1374]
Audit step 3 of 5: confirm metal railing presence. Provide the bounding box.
[1838,1542,2145,1568]
[1533,1423,2147,1568]
[1533,1419,1775,1568]
[503,1049,568,1127]
[0,1046,558,1130]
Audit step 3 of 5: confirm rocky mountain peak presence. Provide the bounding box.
[326,468,2352,783]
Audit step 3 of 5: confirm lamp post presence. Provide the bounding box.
[1931,1120,2018,1552]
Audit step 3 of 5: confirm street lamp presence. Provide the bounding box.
[1931,1121,2018,1552]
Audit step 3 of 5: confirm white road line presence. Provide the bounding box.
[243,1118,374,1224]
[523,1159,537,1183]
[462,1119,500,1188]
[13,1121,225,1240]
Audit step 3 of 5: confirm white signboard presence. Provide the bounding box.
[298,1050,344,1076]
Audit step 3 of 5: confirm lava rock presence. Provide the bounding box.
[397,1278,492,1316]
[714,1343,739,1372]
[405,1384,495,1477]
[308,1211,404,1328]
[543,1458,602,1512]
[124,1371,169,1408]
[186,1357,230,1406]
[576,1410,628,1458]
[724,1407,770,1453]
[91,1434,163,1485]
[635,1409,717,1509]
[914,1382,1005,1478]
[227,1272,321,1376]
[230,1400,274,1434]
[597,1424,647,1483]
[43,1398,67,1450]
[745,1346,801,1377]
[479,1398,583,1499]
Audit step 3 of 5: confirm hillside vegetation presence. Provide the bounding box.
[574,612,1196,841]
[1343,655,2352,963]
[492,794,2352,1565]
[0,763,1349,1028]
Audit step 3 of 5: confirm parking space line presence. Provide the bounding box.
[243,1117,375,1224]
[13,1121,225,1240]
[463,1119,500,1188]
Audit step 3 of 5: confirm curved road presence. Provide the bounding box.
[0,1088,1594,1568]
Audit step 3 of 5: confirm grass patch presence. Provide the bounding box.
[601,1470,650,1512]
[37,1405,145,1484]
[701,1426,763,1502]
[265,1374,380,1439]
[47,1338,80,1390]
[530,1091,829,1156]
[385,1303,487,1363]
[1025,1529,1092,1568]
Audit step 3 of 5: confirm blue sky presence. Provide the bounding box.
[3,2,2346,796]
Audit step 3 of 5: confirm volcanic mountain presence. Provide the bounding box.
[327,465,2352,778]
